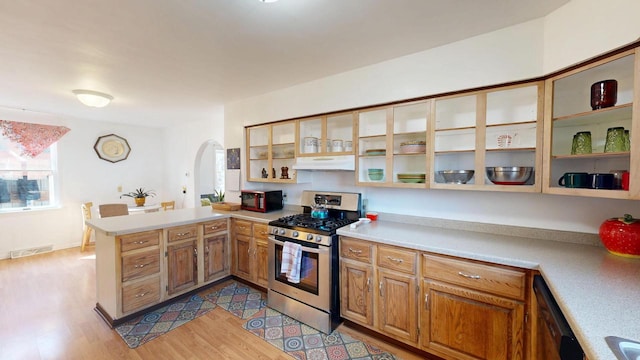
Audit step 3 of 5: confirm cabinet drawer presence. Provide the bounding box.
[122,276,161,313]
[233,219,252,237]
[168,225,198,242]
[423,253,526,300]
[340,237,372,264]
[203,219,228,235]
[377,245,417,275]
[253,223,269,241]
[122,250,160,282]
[120,231,160,252]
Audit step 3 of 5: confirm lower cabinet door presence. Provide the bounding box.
[377,268,418,343]
[167,240,198,295]
[421,279,525,360]
[122,276,161,314]
[340,260,374,326]
[204,234,228,282]
[255,239,269,287]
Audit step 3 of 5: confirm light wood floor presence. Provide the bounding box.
[0,247,431,360]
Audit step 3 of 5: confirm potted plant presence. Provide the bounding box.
[120,187,156,207]
[211,189,240,211]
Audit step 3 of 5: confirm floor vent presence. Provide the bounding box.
[10,245,54,259]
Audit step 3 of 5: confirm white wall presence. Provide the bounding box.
[224,0,640,234]
[161,108,225,210]
[0,107,164,258]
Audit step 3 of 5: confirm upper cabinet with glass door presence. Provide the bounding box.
[543,48,638,199]
[246,121,298,183]
[298,112,355,157]
[430,82,543,192]
[356,101,430,187]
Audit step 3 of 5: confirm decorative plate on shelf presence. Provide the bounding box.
[94,134,131,163]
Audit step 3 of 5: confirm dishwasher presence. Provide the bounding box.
[533,275,585,360]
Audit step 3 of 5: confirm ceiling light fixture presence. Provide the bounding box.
[259,0,278,3]
[72,89,114,108]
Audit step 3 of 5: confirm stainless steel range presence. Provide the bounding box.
[268,190,361,334]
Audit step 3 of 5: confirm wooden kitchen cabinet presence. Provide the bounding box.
[94,216,232,325]
[542,46,640,199]
[202,219,229,282]
[421,253,526,360]
[430,82,543,193]
[298,111,355,156]
[339,237,419,346]
[356,101,430,188]
[246,121,303,183]
[340,237,374,326]
[166,225,198,295]
[231,219,269,287]
[118,230,162,316]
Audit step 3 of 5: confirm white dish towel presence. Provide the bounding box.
[280,241,302,283]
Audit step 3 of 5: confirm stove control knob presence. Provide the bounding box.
[272,228,278,234]
[279,229,286,235]
[315,235,323,242]
[292,231,299,238]
[307,234,314,241]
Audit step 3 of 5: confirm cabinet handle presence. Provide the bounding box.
[135,291,150,298]
[134,263,149,268]
[194,247,198,256]
[458,271,481,280]
[348,248,362,254]
[379,281,383,297]
[247,248,252,255]
[205,246,209,253]
[424,293,429,309]
[366,277,371,292]
[385,256,404,264]
[176,232,190,237]
[209,226,219,230]
[132,240,148,245]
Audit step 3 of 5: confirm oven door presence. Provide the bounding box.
[268,236,330,311]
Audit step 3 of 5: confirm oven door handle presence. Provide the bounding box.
[269,237,325,254]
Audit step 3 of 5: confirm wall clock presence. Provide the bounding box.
[94,134,131,163]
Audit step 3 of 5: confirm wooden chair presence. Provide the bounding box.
[99,203,129,218]
[81,202,93,251]
[161,201,175,211]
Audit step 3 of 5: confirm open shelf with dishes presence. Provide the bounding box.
[356,101,430,187]
[543,48,638,199]
[430,82,543,192]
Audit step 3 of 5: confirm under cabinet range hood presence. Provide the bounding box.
[292,155,355,171]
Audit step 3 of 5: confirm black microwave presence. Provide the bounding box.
[240,190,283,212]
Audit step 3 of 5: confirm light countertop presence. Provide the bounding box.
[338,220,640,360]
[86,207,297,236]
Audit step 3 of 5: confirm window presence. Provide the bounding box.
[0,129,60,211]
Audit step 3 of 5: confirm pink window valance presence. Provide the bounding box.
[0,120,70,158]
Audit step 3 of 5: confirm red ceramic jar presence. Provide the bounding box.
[590,79,618,110]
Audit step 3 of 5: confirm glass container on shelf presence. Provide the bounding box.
[392,101,429,186]
[544,50,636,199]
[298,112,354,156]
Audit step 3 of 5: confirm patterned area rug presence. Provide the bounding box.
[202,280,268,319]
[243,307,398,360]
[114,294,215,348]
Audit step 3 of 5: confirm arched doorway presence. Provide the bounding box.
[193,140,225,206]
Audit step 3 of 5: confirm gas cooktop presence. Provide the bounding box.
[270,214,357,233]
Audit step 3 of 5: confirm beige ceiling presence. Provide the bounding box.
[0,0,569,128]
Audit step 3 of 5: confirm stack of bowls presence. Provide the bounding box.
[437,170,475,184]
[397,173,426,183]
[367,168,384,181]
